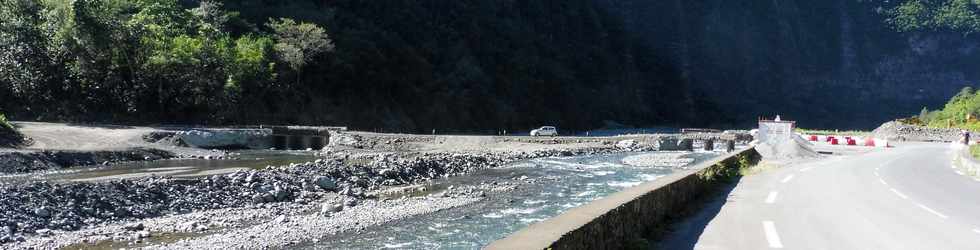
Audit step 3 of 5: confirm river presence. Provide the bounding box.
[311,151,721,249]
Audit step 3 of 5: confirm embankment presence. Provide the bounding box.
[487,146,760,249]
[0,149,174,174]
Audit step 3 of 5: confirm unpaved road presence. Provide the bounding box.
[15,122,158,151]
[660,142,980,249]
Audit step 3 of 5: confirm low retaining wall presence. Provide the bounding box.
[487,147,760,250]
[953,145,980,178]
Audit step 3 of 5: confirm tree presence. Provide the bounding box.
[886,0,980,34]
[266,18,334,85]
[0,0,48,98]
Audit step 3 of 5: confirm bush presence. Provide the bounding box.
[0,113,13,132]
[0,112,23,147]
[922,87,980,131]
[971,144,980,160]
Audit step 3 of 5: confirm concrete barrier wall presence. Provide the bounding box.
[487,147,761,250]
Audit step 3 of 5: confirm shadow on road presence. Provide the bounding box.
[649,178,740,250]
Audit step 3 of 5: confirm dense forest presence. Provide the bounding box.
[0,0,710,132]
[1,0,979,132]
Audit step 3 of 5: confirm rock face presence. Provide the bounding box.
[597,0,980,129]
[177,129,272,149]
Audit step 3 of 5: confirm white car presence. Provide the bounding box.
[530,126,558,137]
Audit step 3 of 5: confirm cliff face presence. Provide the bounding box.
[598,0,980,129]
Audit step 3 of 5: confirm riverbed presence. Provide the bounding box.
[311,151,719,249]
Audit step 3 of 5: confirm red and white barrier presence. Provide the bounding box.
[801,134,890,148]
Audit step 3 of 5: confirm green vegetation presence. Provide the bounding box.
[0,113,13,132]
[883,0,980,34]
[0,112,23,147]
[918,87,980,130]
[0,0,712,131]
[971,144,980,159]
[1,0,976,131]
[0,0,329,123]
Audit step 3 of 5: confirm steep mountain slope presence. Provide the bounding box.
[598,0,980,129]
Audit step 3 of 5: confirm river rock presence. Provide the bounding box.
[616,139,637,149]
[315,176,337,191]
[123,223,144,231]
[273,215,289,224]
[34,207,51,218]
[343,199,358,208]
[320,202,344,215]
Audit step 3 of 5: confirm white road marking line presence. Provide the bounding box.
[765,191,778,204]
[889,188,908,199]
[956,171,965,175]
[762,221,784,248]
[973,228,980,234]
[874,171,879,177]
[799,167,813,172]
[780,175,795,183]
[879,178,888,186]
[917,204,949,219]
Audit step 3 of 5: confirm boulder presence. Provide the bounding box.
[123,223,144,231]
[315,176,337,191]
[320,202,343,215]
[34,207,51,218]
[616,139,637,149]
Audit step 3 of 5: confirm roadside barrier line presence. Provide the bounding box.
[762,221,784,248]
[765,191,778,204]
[916,204,949,219]
[780,175,794,183]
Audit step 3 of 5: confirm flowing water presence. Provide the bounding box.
[314,151,721,249]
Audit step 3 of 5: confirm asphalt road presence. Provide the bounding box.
[660,142,980,249]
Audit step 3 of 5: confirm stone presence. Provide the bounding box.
[273,186,289,201]
[343,199,358,207]
[616,139,637,149]
[273,215,289,224]
[315,176,337,191]
[123,223,144,231]
[34,207,51,218]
